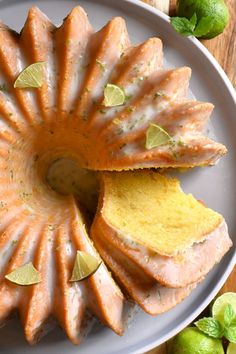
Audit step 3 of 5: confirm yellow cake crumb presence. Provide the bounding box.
[102,171,223,256]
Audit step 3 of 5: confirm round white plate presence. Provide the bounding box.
[0,1,235,353]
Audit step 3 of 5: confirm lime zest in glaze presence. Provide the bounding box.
[70,251,101,282]
[0,83,8,92]
[14,62,47,88]
[96,59,106,71]
[154,90,166,99]
[145,123,172,150]
[5,262,41,285]
[113,118,122,125]
[103,84,125,107]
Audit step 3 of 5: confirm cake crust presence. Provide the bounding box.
[92,214,232,288]
[93,233,197,315]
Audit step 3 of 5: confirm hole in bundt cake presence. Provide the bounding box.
[46,157,99,213]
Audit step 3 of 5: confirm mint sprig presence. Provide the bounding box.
[195,318,223,338]
[224,304,236,327]
[194,302,236,344]
[171,13,213,38]
[225,326,236,344]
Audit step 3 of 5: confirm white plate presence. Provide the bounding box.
[0,1,235,353]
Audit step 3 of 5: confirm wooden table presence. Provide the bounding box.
[145,0,236,353]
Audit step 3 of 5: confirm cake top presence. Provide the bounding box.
[0,5,226,175]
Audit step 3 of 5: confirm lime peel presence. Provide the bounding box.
[168,327,224,354]
[5,262,41,285]
[103,84,125,107]
[14,62,47,89]
[70,251,101,282]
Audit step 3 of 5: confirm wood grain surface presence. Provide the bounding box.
[146,0,236,353]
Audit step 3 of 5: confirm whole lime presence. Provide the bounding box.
[177,0,229,39]
[168,327,224,354]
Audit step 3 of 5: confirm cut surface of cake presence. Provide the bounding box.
[0,4,230,346]
[91,171,232,288]
[100,172,223,255]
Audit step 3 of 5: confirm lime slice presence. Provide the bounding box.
[103,84,125,107]
[14,62,46,88]
[70,251,101,282]
[227,342,236,354]
[145,123,172,150]
[5,262,41,285]
[212,293,236,326]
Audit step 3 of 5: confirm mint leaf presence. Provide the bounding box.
[171,13,215,39]
[195,318,223,338]
[190,13,197,27]
[224,304,236,327]
[225,326,236,343]
[170,17,195,36]
[193,16,213,37]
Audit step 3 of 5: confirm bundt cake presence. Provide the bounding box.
[0,5,230,345]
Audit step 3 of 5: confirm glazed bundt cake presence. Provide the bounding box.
[0,5,230,345]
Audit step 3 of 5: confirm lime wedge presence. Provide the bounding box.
[14,62,46,88]
[103,84,125,107]
[227,342,236,354]
[212,292,236,326]
[5,262,41,285]
[145,123,172,150]
[70,251,101,282]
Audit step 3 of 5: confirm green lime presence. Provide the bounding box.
[177,0,229,39]
[212,292,236,325]
[168,327,224,354]
[14,62,46,89]
[145,123,172,150]
[227,342,236,354]
[103,84,125,107]
[70,251,101,282]
[5,262,41,285]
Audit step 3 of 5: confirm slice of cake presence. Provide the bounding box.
[91,171,232,288]
[93,231,198,315]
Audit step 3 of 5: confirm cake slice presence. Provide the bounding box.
[93,231,198,315]
[91,171,232,288]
